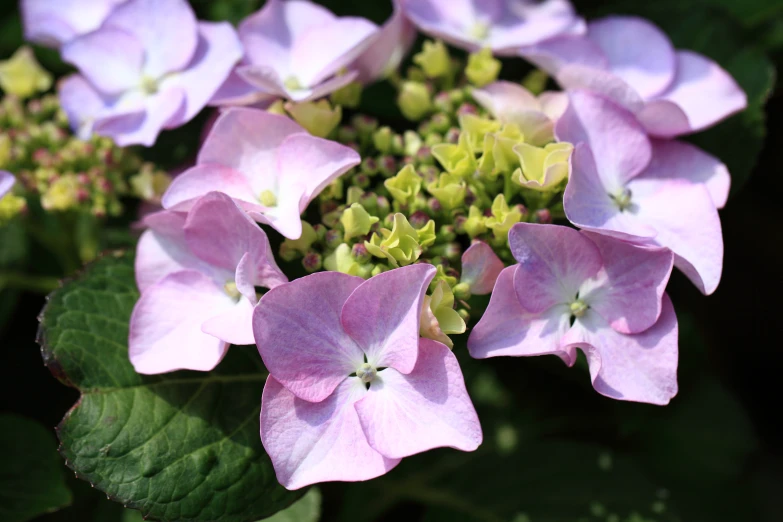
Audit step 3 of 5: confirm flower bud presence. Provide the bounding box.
[373,126,394,154]
[341,203,380,241]
[324,243,373,279]
[465,48,501,87]
[431,133,476,177]
[353,172,371,189]
[512,142,573,191]
[486,194,524,242]
[325,229,343,249]
[427,173,466,211]
[398,81,433,121]
[403,130,423,157]
[417,219,437,247]
[329,81,363,108]
[0,46,53,99]
[337,125,358,144]
[365,213,423,267]
[419,280,466,349]
[413,40,451,78]
[283,221,318,256]
[384,164,423,206]
[464,205,488,238]
[408,210,431,229]
[285,99,342,138]
[346,186,364,206]
[456,102,478,117]
[445,127,461,144]
[438,224,456,243]
[377,155,397,177]
[351,114,379,136]
[534,208,553,224]
[453,282,472,301]
[376,195,391,216]
[429,113,451,134]
[433,91,453,113]
[416,145,434,165]
[351,242,371,264]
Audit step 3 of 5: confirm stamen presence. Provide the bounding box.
[140,76,159,95]
[224,281,241,299]
[611,187,632,211]
[259,190,278,207]
[469,21,490,41]
[355,362,377,384]
[570,299,588,318]
[284,76,303,91]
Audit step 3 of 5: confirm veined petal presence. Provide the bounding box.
[261,376,399,490]
[129,270,234,374]
[354,338,482,459]
[60,27,143,94]
[556,65,645,115]
[254,272,365,402]
[460,240,504,295]
[518,34,607,75]
[162,164,259,211]
[508,222,603,313]
[341,264,436,374]
[468,267,575,364]
[562,295,678,405]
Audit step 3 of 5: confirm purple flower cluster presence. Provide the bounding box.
[19,0,746,490]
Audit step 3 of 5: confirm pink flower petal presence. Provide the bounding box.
[60,27,144,94]
[635,99,691,138]
[652,50,747,135]
[201,296,257,346]
[460,241,504,295]
[341,264,436,374]
[354,338,482,459]
[184,191,287,291]
[161,164,259,211]
[562,295,679,405]
[164,22,243,126]
[488,0,584,51]
[254,272,365,402]
[1,171,15,198]
[129,270,235,374]
[261,376,399,490]
[353,1,417,84]
[468,267,575,364]
[519,35,607,75]
[93,87,186,147]
[556,65,645,114]
[21,0,126,48]
[238,65,360,102]
[209,70,277,107]
[103,0,198,78]
[57,75,109,140]
[508,223,603,313]
[587,16,676,99]
[645,139,730,209]
[555,90,651,190]
[580,232,673,334]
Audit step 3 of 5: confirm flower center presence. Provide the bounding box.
[284,75,303,91]
[259,190,278,207]
[355,362,377,384]
[469,21,490,41]
[570,299,588,318]
[610,187,632,211]
[224,281,241,299]
[140,75,159,95]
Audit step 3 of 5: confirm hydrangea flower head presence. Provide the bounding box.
[130,192,287,374]
[402,0,584,55]
[21,0,127,48]
[557,90,728,294]
[162,108,360,239]
[255,264,482,489]
[58,0,242,146]
[469,223,678,405]
[521,16,747,137]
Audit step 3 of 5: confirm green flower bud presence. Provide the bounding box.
[417,219,437,247]
[0,191,26,222]
[373,126,394,154]
[429,113,452,135]
[431,133,476,177]
[324,243,374,279]
[346,186,364,206]
[352,114,379,135]
[522,69,549,95]
[266,99,286,116]
[465,48,501,87]
[464,205,488,238]
[511,142,573,191]
[302,251,323,273]
[398,81,433,121]
[486,194,523,242]
[384,164,423,206]
[493,123,525,173]
[282,220,318,255]
[453,281,472,300]
[426,173,466,211]
[329,81,363,108]
[337,125,358,144]
[413,40,451,78]
[459,113,501,152]
[364,213,423,267]
[424,132,443,147]
[41,174,78,211]
[325,229,343,249]
[285,99,342,138]
[430,264,458,289]
[341,202,380,241]
[351,243,371,264]
[419,280,466,349]
[438,224,456,243]
[0,46,52,99]
[403,130,423,157]
[433,91,453,113]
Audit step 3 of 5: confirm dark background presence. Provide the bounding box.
[1,1,781,520]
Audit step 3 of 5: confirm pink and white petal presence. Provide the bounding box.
[60,28,143,94]
[489,0,584,50]
[209,70,277,107]
[556,65,646,117]
[555,90,651,191]
[129,270,234,374]
[353,2,417,84]
[239,67,360,103]
[587,16,676,99]
[580,232,673,334]
[250,201,306,240]
[564,144,658,241]
[291,18,379,87]
[519,35,608,75]
[254,272,365,402]
[538,91,569,121]
[276,133,361,206]
[104,0,198,78]
[197,108,304,182]
[161,164,258,211]
[635,99,692,138]
[508,222,603,313]
[653,50,747,134]
[460,241,504,295]
[472,81,541,116]
[627,178,724,295]
[164,22,243,126]
[355,338,482,459]
[402,0,485,52]
[201,296,257,346]
[21,0,125,48]
[184,191,287,288]
[341,264,436,374]
[236,64,288,99]
[58,75,109,140]
[561,296,678,405]
[283,72,360,103]
[94,87,187,147]
[261,376,399,490]
[468,267,575,364]
[645,139,730,209]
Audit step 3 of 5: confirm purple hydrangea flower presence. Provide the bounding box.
[130,192,287,374]
[557,91,728,295]
[161,108,360,240]
[460,240,504,295]
[0,171,14,198]
[254,264,482,489]
[402,0,584,55]
[21,0,127,48]
[521,16,747,137]
[57,0,242,146]
[469,223,678,405]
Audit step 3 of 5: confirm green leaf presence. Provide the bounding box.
[0,414,72,522]
[260,488,321,522]
[38,251,302,522]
